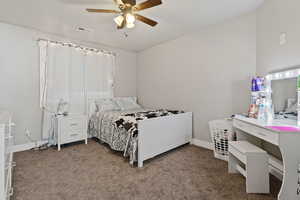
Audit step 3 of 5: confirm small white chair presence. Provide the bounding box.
[228,141,270,194]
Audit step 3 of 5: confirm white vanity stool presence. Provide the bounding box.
[228,141,270,194]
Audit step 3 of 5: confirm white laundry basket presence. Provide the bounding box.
[209,119,235,161]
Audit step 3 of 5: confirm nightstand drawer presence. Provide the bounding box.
[61,131,84,144]
[61,118,86,131]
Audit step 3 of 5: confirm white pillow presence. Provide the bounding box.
[115,97,142,110]
[95,98,121,112]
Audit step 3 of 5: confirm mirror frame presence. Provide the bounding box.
[265,68,300,125]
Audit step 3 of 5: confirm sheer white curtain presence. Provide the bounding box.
[86,52,115,99]
[39,40,115,142]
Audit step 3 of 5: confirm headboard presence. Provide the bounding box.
[86,96,139,117]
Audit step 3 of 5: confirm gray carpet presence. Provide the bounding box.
[13,139,281,200]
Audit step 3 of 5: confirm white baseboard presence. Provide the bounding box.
[10,140,48,153]
[191,138,214,150]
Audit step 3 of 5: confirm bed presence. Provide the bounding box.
[88,97,192,167]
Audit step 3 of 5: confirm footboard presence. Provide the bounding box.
[137,112,193,167]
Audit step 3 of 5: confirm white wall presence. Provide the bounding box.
[0,22,137,145]
[257,0,300,75]
[137,13,256,142]
[256,0,300,158]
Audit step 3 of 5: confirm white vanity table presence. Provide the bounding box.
[233,114,300,200]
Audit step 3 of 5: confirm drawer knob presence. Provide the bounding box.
[70,123,78,126]
[70,133,79,137]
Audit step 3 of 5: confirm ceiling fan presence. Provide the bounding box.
[86,0,162,29]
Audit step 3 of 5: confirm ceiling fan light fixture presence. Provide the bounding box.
[126,13,136,24]
[86,0,162,30]
[126,22,135,29]
[114,15,124,26]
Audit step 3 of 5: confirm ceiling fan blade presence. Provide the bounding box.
[122,0,136,5]
[133,0,162,11]
[86,9,120,13]
[135,14,158,27]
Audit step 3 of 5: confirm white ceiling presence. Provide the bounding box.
[0,0,264,52]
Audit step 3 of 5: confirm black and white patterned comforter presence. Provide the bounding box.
[89,109,183,165]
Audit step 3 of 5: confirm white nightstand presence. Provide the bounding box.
[55,115,88,151]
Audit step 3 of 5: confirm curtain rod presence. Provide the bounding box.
[37,38,116,56]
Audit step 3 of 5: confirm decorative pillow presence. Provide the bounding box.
[115,97,142,110]
[95,98,121,112]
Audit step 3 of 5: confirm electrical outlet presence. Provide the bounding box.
[25,128,35,143]
[25,128,31,137]
[280,33,287,45]
[24,128,44,150]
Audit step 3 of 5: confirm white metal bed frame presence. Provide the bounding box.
[87,98,193,167]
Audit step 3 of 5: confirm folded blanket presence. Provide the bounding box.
[115,109,183,136]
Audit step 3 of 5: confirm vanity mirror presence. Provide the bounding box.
[265,67,300,125]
